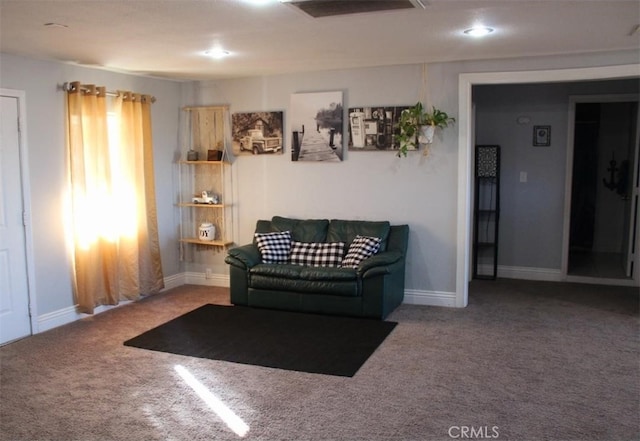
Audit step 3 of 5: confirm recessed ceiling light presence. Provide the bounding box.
[463,26,494,37]
[204,49,231,59]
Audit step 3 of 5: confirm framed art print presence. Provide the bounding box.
[533,125,551,147]
[348,106,409,152]
[290,91,343,162]
[231,111,284,156]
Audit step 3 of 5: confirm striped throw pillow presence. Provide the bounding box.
[341,235,381,268]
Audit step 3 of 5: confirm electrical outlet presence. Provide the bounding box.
[519,171,528,183]
[205,268,213,279]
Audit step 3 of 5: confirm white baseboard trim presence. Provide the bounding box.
[37,305,80,333]
[37,272,458,331]
[403,289,457,307]
[184,271,230,287]
[162,273,186,290]
[37,301,135,333]
[477,264,562,282]
[37,273,190,333]
[479,266,638,286]
[564,275,638,287]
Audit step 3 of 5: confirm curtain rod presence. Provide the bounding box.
[61,82,156,103]
[182,105,229,110]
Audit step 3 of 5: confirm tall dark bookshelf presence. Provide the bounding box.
[473,145,501,280]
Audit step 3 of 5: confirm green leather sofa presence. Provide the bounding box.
[225,216,409,319]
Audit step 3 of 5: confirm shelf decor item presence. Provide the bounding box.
[187,149,198,161]
[207,149,223,161]
[198,222,215,241]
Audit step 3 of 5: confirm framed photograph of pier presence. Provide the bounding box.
[348,106,409,152]
[231,111,284,156]
[290,91,343,162]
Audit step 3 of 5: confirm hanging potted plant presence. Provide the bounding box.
[396,102,456,157]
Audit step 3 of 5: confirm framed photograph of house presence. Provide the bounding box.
[290,91,343,162]
[533,125,551,146]
[348,106,409,152]
[231,111,284,155]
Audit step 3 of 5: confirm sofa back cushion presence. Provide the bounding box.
[326,220,391,251]
[270,216,329,243]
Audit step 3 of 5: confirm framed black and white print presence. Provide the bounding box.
[348,106,409,152]
[231,111,284,156]
[290,91,343,162]
[533,125,551,146]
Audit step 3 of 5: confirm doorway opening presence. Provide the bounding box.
[567,97,639,281]
[458,65,640,308]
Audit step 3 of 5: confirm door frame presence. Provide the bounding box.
[457,64,640,307]
[1,88,38,335]
[562,94,640,285]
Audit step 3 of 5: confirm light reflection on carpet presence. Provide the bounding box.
[174,364,249,437]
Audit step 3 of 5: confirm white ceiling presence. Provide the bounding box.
[1,0,639,81]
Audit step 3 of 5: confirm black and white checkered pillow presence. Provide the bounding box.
[290,241,345,267]
[341,235,381,268]
[255,231,292,264]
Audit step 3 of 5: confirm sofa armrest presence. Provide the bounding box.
[225,244,262,269]
[357,250,403,278]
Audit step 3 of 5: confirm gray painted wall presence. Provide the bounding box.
[188,50,639,293]
[0,53,183,316]
[1,48,637,321]
[188,64,460,293]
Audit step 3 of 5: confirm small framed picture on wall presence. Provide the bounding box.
[533,125,551,146]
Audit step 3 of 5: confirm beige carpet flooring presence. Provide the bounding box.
[1,280,638,441]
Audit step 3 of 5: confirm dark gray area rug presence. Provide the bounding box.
[124,304,397,377]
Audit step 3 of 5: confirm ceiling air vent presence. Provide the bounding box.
[286,0,426,18]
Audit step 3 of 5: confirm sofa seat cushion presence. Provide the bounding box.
[249,264,359,297]
[251,263,356,280]
[251,263,304,279]
[299,266,357,281]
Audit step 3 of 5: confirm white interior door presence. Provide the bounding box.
[0,93,32,345]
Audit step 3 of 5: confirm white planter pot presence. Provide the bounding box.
[418,125,435,144]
